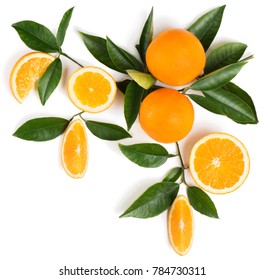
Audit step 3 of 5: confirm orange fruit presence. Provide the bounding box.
[168,195,194,256]
[189,133,250,194]
[139,88,194,143]
[10,52,55,103]
[146,29,206,86]
[61,119,88,178]
[67,66,117,113]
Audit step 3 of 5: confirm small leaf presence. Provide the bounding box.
[106,37,144,72]
[187,186,219,218]
[85,120,131,141]
[163,167,183,183]
[120,182,179,218]
[126,70,156,90]
[56,7,74,47]
[117,79,131,94]
[38,58,62,105]
[124,81,145,130]
[138,7,154,63]
[190,60,248,91]
[80,32,122,72]
[119,143,175,168]
[12,21,58,52]
[188,5,226,51]
[205,42,247,74]
[13,117,69,141]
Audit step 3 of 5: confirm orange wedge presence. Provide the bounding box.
[168,195,194,256]
[61,119,88,178]
[67,66,117,113]
[189,132,250,194]
[10,52,55,103]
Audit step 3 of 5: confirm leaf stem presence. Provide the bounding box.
[69,111,85,122]
[60,51,84,67]
[176,142,187,185]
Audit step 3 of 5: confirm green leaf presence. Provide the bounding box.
[79,32,122,72]
[138,7,154,63]
[205,42,247,74]
[126,70,156,90]
[12,20,58,52]
[187,186,219,218]
[56,7,74,47]
[106,37,144,72]
[38,58,62,105]
[117,79,131,94]
[163,167,183,183]
[13,117,69,141]
[188,5,226,51]
[119,143,175,168]
[120,182,179,218]
[124,81,145,130]
[85,120,131,141]
[190,60,248,91]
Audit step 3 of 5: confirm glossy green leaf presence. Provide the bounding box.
[138,7,153,63]
[120,182,179,218]
[187,186,219,218]
[190,60,248,91]
[79,32,122,72]
[126,70,156,90]
[117,79,131,94]
[119,143,175,168]
[106,37,144,72]
[12,21,58,52]
[163,167,183,183]
[56,7,74,47]
[38,58,62,105]
[124,81,145,130]
[188,5,225,51]
[13,117,69,141]
[205,42,247,74]
[85,120,131,141]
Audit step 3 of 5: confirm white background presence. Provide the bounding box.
[1,0,263,279]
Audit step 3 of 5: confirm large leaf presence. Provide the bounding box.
[119,143,175,168]
[190,60,248,91]
[38,58,62,105]
[80,32,122,72]
[56,7,74,47]
[12,21,58,53]
[205,42,247,74]
[187,5,226,51]
[138,7,153,64]
[106,37,144,72]
[163,167,183,183]
[187,186,219,218]
[117,79,131,94]
[120,182,179,218]
[85,120,131,141]
[124,81,145,130]
[13,117,69,141]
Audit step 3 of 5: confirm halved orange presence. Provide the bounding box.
[189,132,250,194]
[10,52,55,103]
[61,119,88,178]
[168,195,194,256]
[67,66,117,113]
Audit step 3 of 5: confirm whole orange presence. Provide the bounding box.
[139,88,194,143]
[146,29,206,86]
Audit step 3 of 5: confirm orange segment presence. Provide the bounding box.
[10,52,55,103]
[168,195,194,256]
[67,66,117,113]
[61,119,88,178]
[189,133,250,194]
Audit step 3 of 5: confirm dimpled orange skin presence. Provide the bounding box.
[146,29,206,86]
[139,88,194,143]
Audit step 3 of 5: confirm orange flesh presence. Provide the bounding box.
[74,72,112,108]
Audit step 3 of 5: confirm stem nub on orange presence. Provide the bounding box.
[146,29,206,86]
[139,88,194,143]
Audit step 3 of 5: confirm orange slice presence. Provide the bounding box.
[189,132,250,194]
[168,195,194,256]
[67,66,117,113]
[10,52,55,103]
[61,119,88,178]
